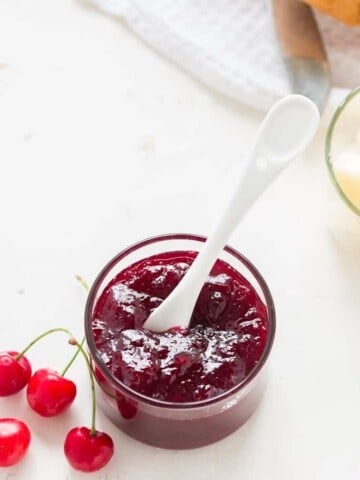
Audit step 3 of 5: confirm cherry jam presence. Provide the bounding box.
[91,251,268,403]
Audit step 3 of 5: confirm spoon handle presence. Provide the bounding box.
[167,146,285,323]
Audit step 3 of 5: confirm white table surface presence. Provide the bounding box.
[0,1,359,479]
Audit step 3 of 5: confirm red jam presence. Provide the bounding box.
[92,251,268,403]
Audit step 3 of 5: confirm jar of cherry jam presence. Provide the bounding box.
[85,234,275,449]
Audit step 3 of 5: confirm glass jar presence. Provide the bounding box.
[325,87,360,248]
[85,233,276,449]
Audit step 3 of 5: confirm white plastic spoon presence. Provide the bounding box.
[144,95,319,332]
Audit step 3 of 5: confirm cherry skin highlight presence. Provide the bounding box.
[92,250,269,403]
[64,427,114,472]
[0,418,31,467]
[0,351,32,396]
[26,368,77,417]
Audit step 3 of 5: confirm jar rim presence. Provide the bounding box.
[84,233,276,410]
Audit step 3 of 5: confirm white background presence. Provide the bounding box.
[0,1,359,479]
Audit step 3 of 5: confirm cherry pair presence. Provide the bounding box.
[0,349,76,416]
[0,417,113,473]
[0,328,114,473]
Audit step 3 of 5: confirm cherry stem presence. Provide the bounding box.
[16,276,91,371]
[75,274,90,292]
[60,336,85,377]
[15,327,85,380]
[15,327,75,361]
[60,275,90,376]
[69,338,97,436]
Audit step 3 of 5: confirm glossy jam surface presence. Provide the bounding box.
[92,251,268,403]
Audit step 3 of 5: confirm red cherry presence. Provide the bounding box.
[26,368,76,417]
[0,418,31,467]
[0,351,32,396]
[64,426,114,472]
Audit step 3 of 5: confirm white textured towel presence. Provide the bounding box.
[88,0,360,110]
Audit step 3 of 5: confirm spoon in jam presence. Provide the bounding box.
[145,94,320,332]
